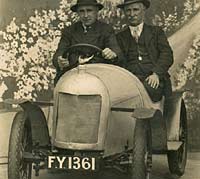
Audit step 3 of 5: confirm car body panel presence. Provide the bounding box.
[50,64,168,155]
[14,64,184,156]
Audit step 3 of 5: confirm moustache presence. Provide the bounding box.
[128,16,138,20]
[82,18,91,21]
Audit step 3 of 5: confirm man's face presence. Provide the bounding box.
[123,3,145,26]
[77,5,99,26]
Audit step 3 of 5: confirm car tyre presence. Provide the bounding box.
[131,120,151,179]
[8,111,32,179]
[167,101,187,176]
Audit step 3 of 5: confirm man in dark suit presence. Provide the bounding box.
[53,0,123,84]
[116,0,174,102]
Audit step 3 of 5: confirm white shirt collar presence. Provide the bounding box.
[129,22,144,37]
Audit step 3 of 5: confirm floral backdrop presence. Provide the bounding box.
[175,34,200,150]
[0,0,77,101]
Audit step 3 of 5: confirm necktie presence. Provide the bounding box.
[131,27,139,42]
[83,25,91,33]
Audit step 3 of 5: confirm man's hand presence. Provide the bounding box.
[145,73,160,89]
[102,48,117,60]
[57,56,69,70]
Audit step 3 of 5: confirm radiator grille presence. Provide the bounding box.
[56,93,101,143]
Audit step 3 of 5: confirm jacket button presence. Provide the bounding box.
[138,56,142,61]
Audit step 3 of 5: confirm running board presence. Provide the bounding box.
[167,141,183,150]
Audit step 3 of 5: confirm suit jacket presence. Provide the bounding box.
[116,23,174,79]
[52,20,123,72]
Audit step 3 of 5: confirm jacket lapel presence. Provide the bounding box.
[121,27,134,55]
[143,23,154,47]
[123,24,154,49]
[71,22,85,42]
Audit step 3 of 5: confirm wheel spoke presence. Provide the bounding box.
[8,112,33,179]
[19,123,31,179]
[146,172,150,179]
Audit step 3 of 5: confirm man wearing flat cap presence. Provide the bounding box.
[53,0,123,83]
[116,0,174,102]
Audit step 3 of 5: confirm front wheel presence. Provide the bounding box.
[131,120,152,179]
[167,101,187,176]
[8,111,32,179]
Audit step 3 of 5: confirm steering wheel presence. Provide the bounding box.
[63,43,103,64]
[65,43,103,54]
[55,43,109,83]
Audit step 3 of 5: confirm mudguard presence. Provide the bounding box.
[150,109,167,151]
[164,91,186,141]
[4,99,52,147]
[17,101,50,147]
[132,108,167,151]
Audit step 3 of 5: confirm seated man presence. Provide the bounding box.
[52,0,123,84]
[116,0,174,102]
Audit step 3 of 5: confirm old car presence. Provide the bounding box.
[6,44,187,179]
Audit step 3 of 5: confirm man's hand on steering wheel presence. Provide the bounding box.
[57,44,118,70]
[57,56,70,70]
[102,48,117,60]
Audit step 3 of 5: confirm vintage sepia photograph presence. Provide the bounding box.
[0,0,200,179]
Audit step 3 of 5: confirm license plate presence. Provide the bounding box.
[47,156,97,171]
